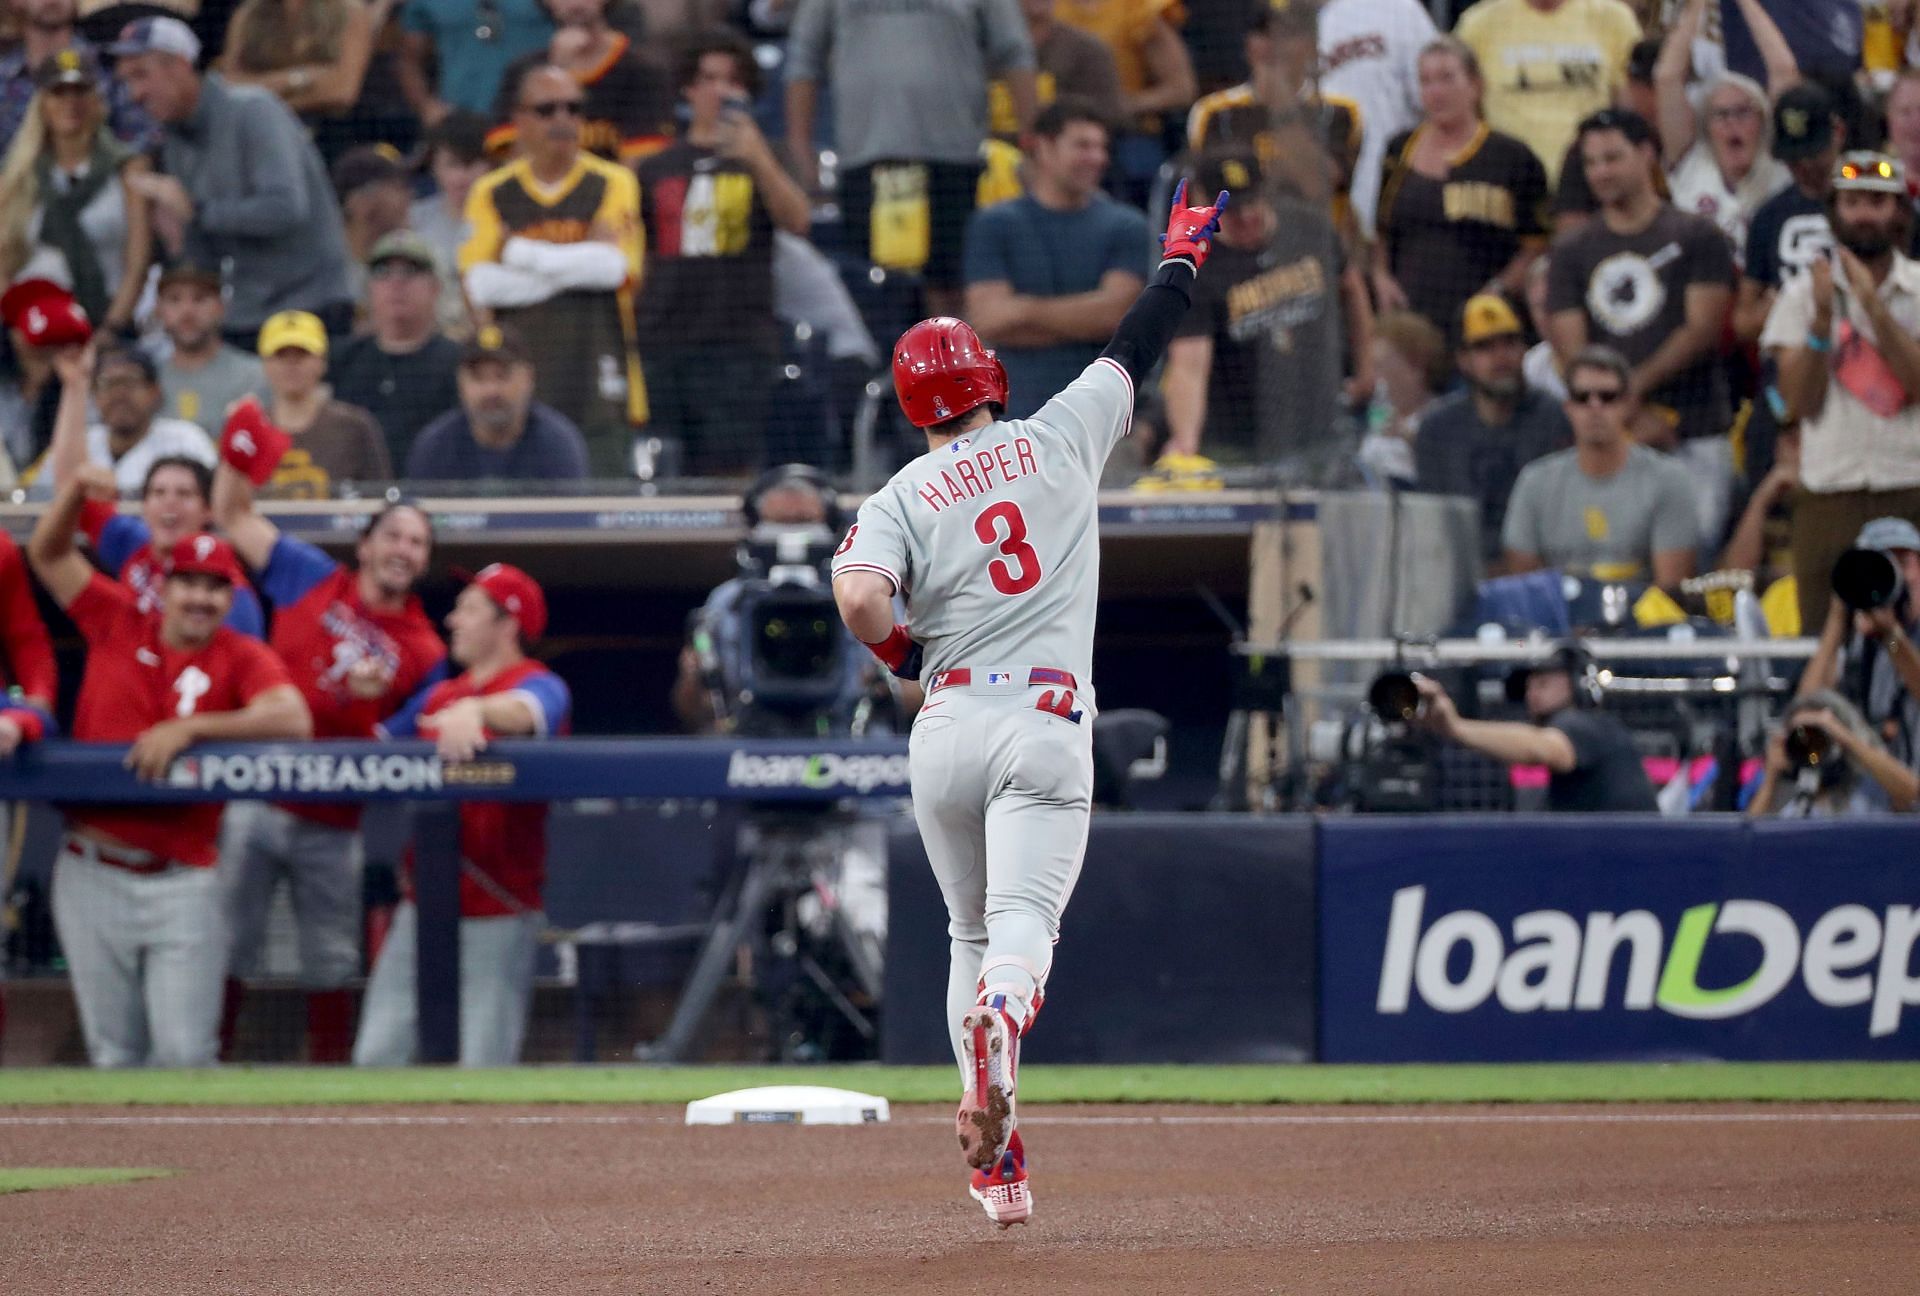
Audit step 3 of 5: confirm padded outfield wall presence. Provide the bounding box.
[886,815,1920,1064]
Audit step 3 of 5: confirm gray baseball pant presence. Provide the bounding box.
[908,681,1093,1071]
[219,800,364,986]
[51,839,226,1068]
[351,901,542,1066]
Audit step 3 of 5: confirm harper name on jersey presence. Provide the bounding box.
[916,437,1041,513]
[831,356,1134,697]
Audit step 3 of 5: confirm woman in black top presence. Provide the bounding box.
[1372,37,1549,342]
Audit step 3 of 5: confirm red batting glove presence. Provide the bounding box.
[1159,179,1230,274]
[862,624,924,681]
[220,397,293,487]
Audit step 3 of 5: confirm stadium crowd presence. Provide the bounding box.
[4,0,1920,1065]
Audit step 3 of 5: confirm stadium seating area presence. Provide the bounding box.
[4,0,1920,1069]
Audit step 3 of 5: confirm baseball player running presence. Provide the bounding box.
[832,181,1227,1227]
[28,468,311,1067]
[212,405,446,1061]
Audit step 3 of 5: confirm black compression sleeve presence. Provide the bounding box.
[1099,261,1196,387]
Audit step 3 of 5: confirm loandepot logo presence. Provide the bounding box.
[724,751,910,794]
[1377,886,1920,1038]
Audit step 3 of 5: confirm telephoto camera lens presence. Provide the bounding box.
[1368,672,1421,723]
[1783,723,1834,770]
[1832,547,1903,611]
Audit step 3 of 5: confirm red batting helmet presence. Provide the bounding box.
[892,317,1008,429]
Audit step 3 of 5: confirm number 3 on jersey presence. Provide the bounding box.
[974,501,1042,595]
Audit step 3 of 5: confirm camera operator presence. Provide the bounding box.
[1410,647,1658,812]
[1796,517,1920,772]
[1747,690,1919,817]
[671,465,914,736]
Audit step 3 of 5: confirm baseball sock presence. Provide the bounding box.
[977,912,1052,1032]
[946,936,987,1074]
[306,989,354,1064]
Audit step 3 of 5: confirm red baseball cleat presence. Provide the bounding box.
[956,1002,1018,1172]
[968,1129,1032,1228]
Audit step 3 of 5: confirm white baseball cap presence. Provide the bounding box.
[1855,516,1920,554]
[107,15,202,63]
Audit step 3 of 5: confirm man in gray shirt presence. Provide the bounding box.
[785,0,1037,316]
[150,264,264,436]
[1503,344,1698,589]
[112,17,354,344]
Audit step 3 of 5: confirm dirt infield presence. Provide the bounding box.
[2,1103,1917,1294]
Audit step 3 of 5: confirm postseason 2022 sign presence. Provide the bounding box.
[1319,818,1920,1062]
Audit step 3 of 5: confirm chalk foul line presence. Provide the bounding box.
[1,1110,1918,1128]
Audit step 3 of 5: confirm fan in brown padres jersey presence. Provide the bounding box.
[1186,0,1362,233]
[461,63,647,478]
[485,0,672,165]
[1374,36,1551,342]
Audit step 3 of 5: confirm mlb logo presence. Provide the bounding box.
[988,672,1013,685]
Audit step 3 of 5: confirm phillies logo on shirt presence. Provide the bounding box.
[124,555,164,613]
[316,604,401,696]
[174,665,212,716]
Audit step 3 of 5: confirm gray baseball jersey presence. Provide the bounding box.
[831,356,1134,696]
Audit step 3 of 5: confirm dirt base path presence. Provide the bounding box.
[2,1103,1915,1294]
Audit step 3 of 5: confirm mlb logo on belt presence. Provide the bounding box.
[988,672,1013,685]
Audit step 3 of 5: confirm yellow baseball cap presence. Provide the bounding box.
[1460,294,1523,346]
[257,310,327,358]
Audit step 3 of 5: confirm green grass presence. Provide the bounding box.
[0,1168,173,1194]
[1,1063,1917,1107]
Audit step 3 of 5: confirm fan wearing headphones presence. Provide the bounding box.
[1409,644,1658,812]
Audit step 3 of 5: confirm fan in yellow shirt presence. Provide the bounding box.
[1455,0,1642,186]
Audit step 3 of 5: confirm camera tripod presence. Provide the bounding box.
[633,808,883,1064]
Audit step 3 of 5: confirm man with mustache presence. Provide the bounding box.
[28,466,310,1067]
[1765,150,1920,628]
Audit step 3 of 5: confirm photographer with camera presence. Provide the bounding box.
[1747,690,1919,817]
[672,465,911,736]
[1796,517,1920,773]
[1408,646,1657,812]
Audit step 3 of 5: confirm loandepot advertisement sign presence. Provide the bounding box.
[1319,819,1920,1061]
[724,751,910,795]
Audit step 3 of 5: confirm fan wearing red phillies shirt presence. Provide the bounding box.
[77,456,266,637]
[0,526,56,1052]
[353,564,571,1067]
[28,474,310,1068]
[0,530,58,753]
[211,403,447,1061]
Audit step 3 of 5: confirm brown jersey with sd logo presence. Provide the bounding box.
[460,154,648,475]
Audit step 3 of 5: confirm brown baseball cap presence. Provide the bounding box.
[35,48,99,91]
